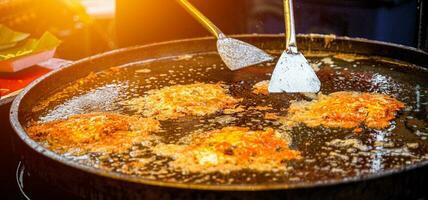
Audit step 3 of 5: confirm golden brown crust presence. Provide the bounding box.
[153,127,301,173]
[285,91,405,130]
[124,83,242,120]
[27,113,160,154]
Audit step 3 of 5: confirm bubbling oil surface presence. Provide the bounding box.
[27,52,428,185]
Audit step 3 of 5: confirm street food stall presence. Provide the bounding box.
[1,0,427,199]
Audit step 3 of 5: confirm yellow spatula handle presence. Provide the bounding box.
[176,0,224,39]
[283,0,298,53]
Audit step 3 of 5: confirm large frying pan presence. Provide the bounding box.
[10,34,428,199]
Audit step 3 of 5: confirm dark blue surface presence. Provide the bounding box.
[248,0,418,47]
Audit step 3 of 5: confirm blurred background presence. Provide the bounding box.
[0,0,426,61]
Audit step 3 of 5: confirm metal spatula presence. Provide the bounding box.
[268,0,321,93]
[177,0,273,71]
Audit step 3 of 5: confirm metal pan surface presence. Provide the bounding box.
[10,34,428,199]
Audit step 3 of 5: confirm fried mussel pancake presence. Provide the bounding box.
[153,127,301,173]
[124,83,242,120]
[285,91,405,130]
[26,113,160,155]
[250,80,405,131]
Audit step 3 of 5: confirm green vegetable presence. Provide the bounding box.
[0,31,61,61]
[0,25,30,50]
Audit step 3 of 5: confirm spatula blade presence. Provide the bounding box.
[217,37,273,71]
[268,51,321,93]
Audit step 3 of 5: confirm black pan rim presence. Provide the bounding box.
[9,34,428,191]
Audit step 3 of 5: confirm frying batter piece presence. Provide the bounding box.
[27,113,160,155]
[153,127,301,173]
[124,83,242,120]
[285,91,405,129]
[252,80,269,95]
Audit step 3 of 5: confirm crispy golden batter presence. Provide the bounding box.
[252,80,269,95]
[27,113,160,154]
[285,91,405,129]
[153,127,301,173]
[124,83,241,120]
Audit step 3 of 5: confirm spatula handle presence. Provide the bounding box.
[283,0,298,53]
[176,0,224,39]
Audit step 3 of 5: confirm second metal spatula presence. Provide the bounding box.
[177,0,273,71]
[268,0,321,93]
